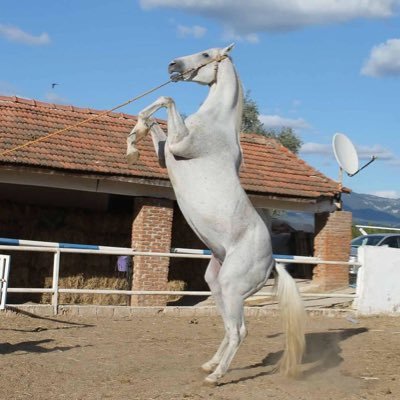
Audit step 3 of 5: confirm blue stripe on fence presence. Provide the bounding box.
[59,243,100,250]
[0,238,19,246]
[274,254,296,260]
[0,238,100,250]
[171,249,301,260]
[0,238,309,260]
[171,248,212,255]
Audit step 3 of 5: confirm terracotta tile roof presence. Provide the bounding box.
[0,95,340,199]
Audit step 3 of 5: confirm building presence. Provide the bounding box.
[0,95,352,305]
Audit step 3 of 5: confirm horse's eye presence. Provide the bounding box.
[202,53,210,58]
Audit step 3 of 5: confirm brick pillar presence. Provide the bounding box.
[312,210,352,291]
[131,197,174,306]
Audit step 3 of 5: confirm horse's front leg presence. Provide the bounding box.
[146,96,194,156]
[126,116,168,166]
[127,96,189,163]
[127,117,153,164]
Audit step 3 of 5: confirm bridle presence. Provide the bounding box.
[172,54,228,86]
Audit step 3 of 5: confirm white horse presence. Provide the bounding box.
[127,44,305,385]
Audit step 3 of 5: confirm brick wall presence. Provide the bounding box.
[131,197,174,306]
[312,210,352,291]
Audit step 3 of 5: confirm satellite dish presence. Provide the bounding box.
[332,133,359,176]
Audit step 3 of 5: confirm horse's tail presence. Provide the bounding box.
[274,262,306,377]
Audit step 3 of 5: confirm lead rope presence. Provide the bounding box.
[1,81,173,157]
[0,54,228,157]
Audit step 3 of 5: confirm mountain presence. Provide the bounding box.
[280,192,400,230]
[342,192,400,227]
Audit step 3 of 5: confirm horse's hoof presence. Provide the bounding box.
[127,148,140,164]
[201,362,216,373]
[203,376,218,387]
[131,119,150,141]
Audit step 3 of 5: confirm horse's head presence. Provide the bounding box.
[168,43,235,85]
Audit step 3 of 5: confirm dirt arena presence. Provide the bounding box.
[0,311,399,400]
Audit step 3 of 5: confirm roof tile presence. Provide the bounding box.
[0,95,340,199]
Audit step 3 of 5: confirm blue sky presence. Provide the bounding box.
[1,0,400,198]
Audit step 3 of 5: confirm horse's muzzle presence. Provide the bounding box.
[168,59,184,74]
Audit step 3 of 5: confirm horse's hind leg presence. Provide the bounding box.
[204,290,246,385]
[201,253,247,373]
[202,256,229,373]
[203,238,272,385]
[203,263,247,384]
[202,316,247,375]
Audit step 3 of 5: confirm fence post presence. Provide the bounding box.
[52,250,60,315]
[0,255,10,310]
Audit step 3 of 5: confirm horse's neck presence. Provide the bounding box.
[198,59,243,130]
[197,59,243,167]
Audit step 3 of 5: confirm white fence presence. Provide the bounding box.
[0,255,10,310]
[355,246,400,315]
[0,239,360,315]
[356,224,400,235]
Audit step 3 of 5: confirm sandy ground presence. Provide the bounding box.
[0,311,400,400]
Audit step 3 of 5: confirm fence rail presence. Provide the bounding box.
[0,238,360,315]
[356,224,400,235]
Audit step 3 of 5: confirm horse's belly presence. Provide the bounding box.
[177,200,234,259]
[165,155,254,258]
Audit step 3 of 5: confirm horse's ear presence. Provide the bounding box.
[222,43,235,55]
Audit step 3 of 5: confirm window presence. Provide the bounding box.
[351,235,384,247]
[380,236,400,248]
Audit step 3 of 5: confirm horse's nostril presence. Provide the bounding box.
[168,60,181,74]
[169,61,176,68]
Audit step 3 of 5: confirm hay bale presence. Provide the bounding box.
[43,274,130,305]
[166,280,187,302]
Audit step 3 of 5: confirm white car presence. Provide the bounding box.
[349,233,400,274]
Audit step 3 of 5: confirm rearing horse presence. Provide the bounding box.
[127,44,305,385]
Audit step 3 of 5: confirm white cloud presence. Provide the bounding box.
[388,158,400,166]
[356,144,394,160]
[177,24,207,38]
[300,142,388,158]
[300,141,400,167]
[370,190,400,199]
[361,38,400,77]
[222,28,259,44]
[140,0,397,35]
[260,114,310,130]
[300,142,331,155]
[0,24,50,45]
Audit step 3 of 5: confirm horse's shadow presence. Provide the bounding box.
[1,306,95,333]
[220,327,368,386]
[0,307,94,355]
[0,339,88,355]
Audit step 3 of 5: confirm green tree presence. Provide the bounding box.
[241,91,303,154]
[241,92,267,135]
[266,127,303,155]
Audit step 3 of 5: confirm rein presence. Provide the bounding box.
[1,54,228,157]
